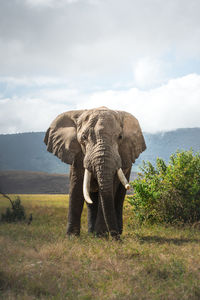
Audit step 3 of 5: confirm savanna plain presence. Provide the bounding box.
[1,194,200,300]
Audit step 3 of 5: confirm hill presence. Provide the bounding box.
[0,171,69,194]
[0,132,69,174]
[0,128,199,174]
[134,127,200,170]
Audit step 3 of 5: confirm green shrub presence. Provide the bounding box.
[1,196,26,222]
[128,150,200,224]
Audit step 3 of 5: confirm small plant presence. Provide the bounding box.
[1,194,26,222]
[128,150,200,224]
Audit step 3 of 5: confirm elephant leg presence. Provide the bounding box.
[114,168,131,234]
[87,192,99,233]
[66,166,84,236]
[114,185,127,234]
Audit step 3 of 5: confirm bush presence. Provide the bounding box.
[128,150,200,224]
[1,196,26,222]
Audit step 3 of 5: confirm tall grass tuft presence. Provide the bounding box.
[1,195,26,222]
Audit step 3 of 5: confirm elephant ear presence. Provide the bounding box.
[118,111,146,168]
[44,110,85,165]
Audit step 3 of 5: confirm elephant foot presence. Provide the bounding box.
[66,225,80,236]
[66,231,80,238]
[110,231,121,241]
[94,231,109,239]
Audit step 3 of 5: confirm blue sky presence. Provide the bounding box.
[0,0,200,133]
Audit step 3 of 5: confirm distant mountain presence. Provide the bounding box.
[0,132,69,174]
[0,170,69,194]
[134,128,200,171]
[0,128,199,174]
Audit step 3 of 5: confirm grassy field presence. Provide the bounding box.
[1,194,200,300]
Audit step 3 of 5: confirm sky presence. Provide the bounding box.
[0,0,200,134]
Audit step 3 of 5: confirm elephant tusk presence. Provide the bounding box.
[117,168,130,190]
[83,169,93,204]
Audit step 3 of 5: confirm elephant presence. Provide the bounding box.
[44,107,146,239]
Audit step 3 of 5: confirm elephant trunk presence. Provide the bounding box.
[95,164,119,238]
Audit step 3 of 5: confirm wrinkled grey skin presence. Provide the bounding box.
[44,107,146,239]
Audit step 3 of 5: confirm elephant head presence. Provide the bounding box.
[44,107,146,237]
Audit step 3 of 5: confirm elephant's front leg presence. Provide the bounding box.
[114,185,126,234]
[114,168,131,234]
[66,166,84,236]
[87,192,99,233]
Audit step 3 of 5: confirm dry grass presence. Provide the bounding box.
[1,194,200,299]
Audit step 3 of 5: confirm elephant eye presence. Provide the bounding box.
[81,134,87,142]
[118,134,123,140]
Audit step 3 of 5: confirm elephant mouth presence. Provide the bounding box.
[83,168,130,204]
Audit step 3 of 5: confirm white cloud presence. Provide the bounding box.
[133,57,169,89]
[25,0,54,7]
[0,0,200,78]
[0,76,67,87]
[0,74,200,134]
[0,96,72,134]
[38,88,81,103]
[25,0,92,7]
[81,73,200,132]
